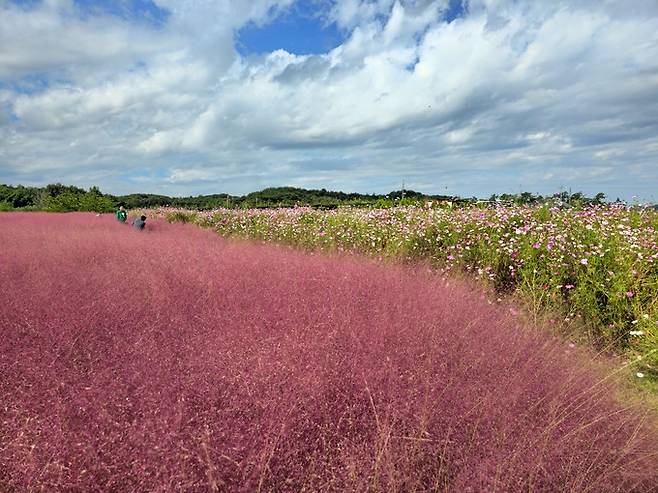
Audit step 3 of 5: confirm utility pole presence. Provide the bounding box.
[401,179,406,200]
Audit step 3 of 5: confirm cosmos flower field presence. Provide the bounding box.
[155,204,658,377]
[2,212,658,492]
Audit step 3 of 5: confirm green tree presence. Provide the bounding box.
[42,192,81,212]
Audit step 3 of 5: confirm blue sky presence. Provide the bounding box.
[236,0,465,55]
[1,0,658,201]
[11,0,171,24]
[71,0,170,26]
[237,2,345,56]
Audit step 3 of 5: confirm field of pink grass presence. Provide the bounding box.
[1,212,658,492]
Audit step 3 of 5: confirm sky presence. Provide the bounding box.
[1,0,658,200]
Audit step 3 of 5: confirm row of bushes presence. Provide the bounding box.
[0,185,115,212]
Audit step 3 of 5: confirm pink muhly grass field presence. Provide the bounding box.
[1,212,658,492]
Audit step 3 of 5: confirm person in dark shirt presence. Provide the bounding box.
[116,206,127,223]
[132,215,147,230]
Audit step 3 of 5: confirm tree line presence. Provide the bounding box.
[0,184,458,211]
[0,182,621,212]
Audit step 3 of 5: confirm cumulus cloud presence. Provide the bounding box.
[1,0,658,199]
[0,0,171,81]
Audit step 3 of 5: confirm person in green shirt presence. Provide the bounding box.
[116,205,128,223]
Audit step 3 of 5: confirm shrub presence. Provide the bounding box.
[166,210,198,223]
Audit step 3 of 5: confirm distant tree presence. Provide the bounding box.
[388,189,424,200]
[44,183,85,197]
[594,192,606,204]
[42,192,81,212]
[1,185,39,208]
[7,182,603,212]
[518,192,537,204]
[79,191,114,212]
[88,186,102,196]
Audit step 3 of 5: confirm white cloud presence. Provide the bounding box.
[1,0,658,200]
[0,0,173,80]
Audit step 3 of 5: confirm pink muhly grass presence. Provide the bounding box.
[1,212,657,492]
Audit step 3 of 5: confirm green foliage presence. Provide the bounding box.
[44,183,85,198]
[0,183,113,211]
[1,182,614,212]
[41,190,114,213]
[78,192,115,213]
[0,182,461,211]
[116,193,172,209]
[41,192,81,212]
[166,210,198,223]
[0,184,39,208]
[0,183,113,212]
